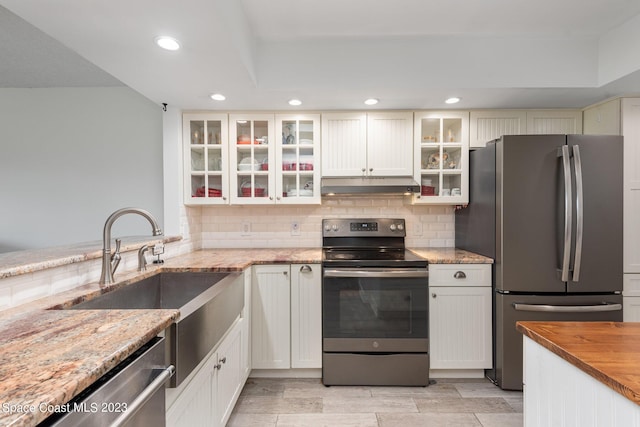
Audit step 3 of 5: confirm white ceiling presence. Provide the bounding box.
[2,0,640,111]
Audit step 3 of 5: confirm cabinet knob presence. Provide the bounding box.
[454,271,467,279]
[219,356,227,364]
[283,271,288,276]
[214,363,222,370]
[369,168,373,173]
[223,196,227,201]
[300,265,313,273]
[276,196,281,200]
[432,293,437,298]
[361,168,366,175]
[269,196,274,201]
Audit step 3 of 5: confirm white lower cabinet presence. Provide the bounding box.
[252,264,322,370]
[290,264,323,368]
[623,274,640,321]
[428,264,492,372]
[166,318,246,427]
[215,324,243,427]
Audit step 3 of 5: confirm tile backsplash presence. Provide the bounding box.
[194,196,455,249]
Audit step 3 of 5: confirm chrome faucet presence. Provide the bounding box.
[138,244,149,272]
[99,207,163,285]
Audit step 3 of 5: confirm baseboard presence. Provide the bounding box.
[249,368,322,379]
[429,369,486,379]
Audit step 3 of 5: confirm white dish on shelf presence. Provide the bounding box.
[238,157,259,171]
[299,138,313,145]
[287,189,313,197]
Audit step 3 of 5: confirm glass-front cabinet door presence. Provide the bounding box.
[275,114,321,204]
[183,113,229,205]
[413,111,469,204]
[229,114,275,204]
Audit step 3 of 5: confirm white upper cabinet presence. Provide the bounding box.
[275,114,321,204]
[183,113,230,205]
[321,111,413,177]
[413,111,469,205]
[583,98,622,135]
[469,110,526,148]
[470,109,583,148]
[366,112,414,176]
[321,112,366,177]
[229,114,275,205]
[525,110,582,135]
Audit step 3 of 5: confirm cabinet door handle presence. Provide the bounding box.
[300,265,313,273]
[453,271,467,279]
[431,293,437,298]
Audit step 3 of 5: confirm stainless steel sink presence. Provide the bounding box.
[63,271,244,387]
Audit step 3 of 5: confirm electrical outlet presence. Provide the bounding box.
[413,223,423,236]
[241,221,251,236]
[291,220,301,236]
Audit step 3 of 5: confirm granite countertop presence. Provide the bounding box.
[517,321,640,405]
[161,247,492,269]
[0,309,179,427]
[0,235,182,279]
[409,248,493,264]
[0,246,492,426]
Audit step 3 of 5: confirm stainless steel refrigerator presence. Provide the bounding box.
[455,134,623,390]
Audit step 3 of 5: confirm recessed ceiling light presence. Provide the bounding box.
[445,97,461,104]
[155,36,180,51]
[210,93,226,101]
[364,98,379,106]
[288,99,302,106]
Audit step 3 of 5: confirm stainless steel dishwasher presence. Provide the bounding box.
[41,337,174,427]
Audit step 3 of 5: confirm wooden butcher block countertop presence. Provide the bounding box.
[517,321,640,405]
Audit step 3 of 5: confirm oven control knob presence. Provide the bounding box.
[324,224,331,232]
[331,224,338,231]
[390,224,396,231]
[372,341,379,349]
[397,223,404,231]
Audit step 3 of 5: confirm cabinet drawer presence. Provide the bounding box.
[429,264,491,286]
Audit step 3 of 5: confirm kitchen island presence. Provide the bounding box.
[517,321,640,426]
[0,246,491,426]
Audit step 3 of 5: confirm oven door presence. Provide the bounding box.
[322,267,429,352]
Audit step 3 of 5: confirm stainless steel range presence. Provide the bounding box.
[321,218,429,386]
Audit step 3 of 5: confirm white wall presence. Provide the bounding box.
[0,87,164,252]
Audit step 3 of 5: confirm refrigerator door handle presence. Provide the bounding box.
[572,145,584,282]
[559,145,573,282]
[512,302,622,313]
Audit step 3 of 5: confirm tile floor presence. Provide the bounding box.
[228,377,523,427]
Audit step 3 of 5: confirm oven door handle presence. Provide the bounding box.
[323,268,429,278]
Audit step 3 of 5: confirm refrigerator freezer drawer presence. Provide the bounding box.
[494,293,622,391]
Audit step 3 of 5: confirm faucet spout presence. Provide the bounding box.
[99,207,163,286]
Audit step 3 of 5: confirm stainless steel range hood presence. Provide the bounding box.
[321,177,420,195]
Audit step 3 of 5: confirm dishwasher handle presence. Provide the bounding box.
[512,302,622,313]
[110,365,175,427]
[323,269,428,279]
